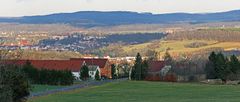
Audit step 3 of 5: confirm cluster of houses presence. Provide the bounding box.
[5,58,176,81]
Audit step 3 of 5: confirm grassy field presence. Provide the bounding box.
[31,81,83,93]
[117,40,240,56]
[31,85,67,93]
[29,81,240,102]
[20,50,82,60]
[208,27,240,31]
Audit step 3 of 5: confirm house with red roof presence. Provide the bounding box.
[145,61,176,82]
[5,60,85,79]
[5,58,112,79]
[19,40,29,46]
[70,58,112,78]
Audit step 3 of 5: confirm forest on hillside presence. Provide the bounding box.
[166,29,240,41]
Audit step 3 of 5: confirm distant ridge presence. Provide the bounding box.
[0,10,240,27]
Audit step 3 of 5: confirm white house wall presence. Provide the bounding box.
[72,72,80,79]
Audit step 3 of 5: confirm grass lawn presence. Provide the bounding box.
[31,85,67,93]
[29,81,240,102]
[31,81,83,93]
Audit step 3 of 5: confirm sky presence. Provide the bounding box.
[1,0,240,17]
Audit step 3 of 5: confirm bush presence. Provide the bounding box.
[36,69,74,85]
[0,65,30,102]
[22,62,74,85]
[188,75,197,82]
[0,84,13,102]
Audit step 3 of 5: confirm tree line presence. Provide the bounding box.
[167,29,240,42]
[22,61,75,85]
[205,52,240,83]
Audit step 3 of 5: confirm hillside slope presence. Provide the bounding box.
[1,10,240,27]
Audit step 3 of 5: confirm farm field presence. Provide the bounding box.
[20,50,83,60]
[117,40,240,56]
[29,81,240,102]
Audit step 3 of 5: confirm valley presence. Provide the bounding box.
[2,22,240,59]
[1,10,240,60]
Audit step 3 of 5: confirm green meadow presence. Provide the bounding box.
[29,81,240,102]
[31,85,67,93]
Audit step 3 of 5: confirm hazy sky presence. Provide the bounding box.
[1,0,240,17]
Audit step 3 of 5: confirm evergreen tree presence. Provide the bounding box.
[39,69,48,84]
[205,52,217,79]
[132,53,143,80]
[205,61,217,79]
[111,64,116,79]
[206,52,240,82]
[80,65,89,81]
[95,70,100,81]
[22,60,39,84]
[67,70,75,85]
[141,60,149,80]
[209,52,217,63]
[0,65,30,102]
[130,68,136,80]
[215,53,231,83]
[229,55,240,74]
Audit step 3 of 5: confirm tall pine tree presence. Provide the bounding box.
[229,55,240,74]
[131,53,148,80]
[141,60,149,80]
[205,52,217,79]
[135,53,142,80]
[215,53,231,83]
[111,64,116,79]
[95,70,100,81]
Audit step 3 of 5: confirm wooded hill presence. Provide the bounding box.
[1,10,240,27]
[167,29,240,42]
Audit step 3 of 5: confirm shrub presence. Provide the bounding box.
[0,65,30,102]
[22,62,74,85]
